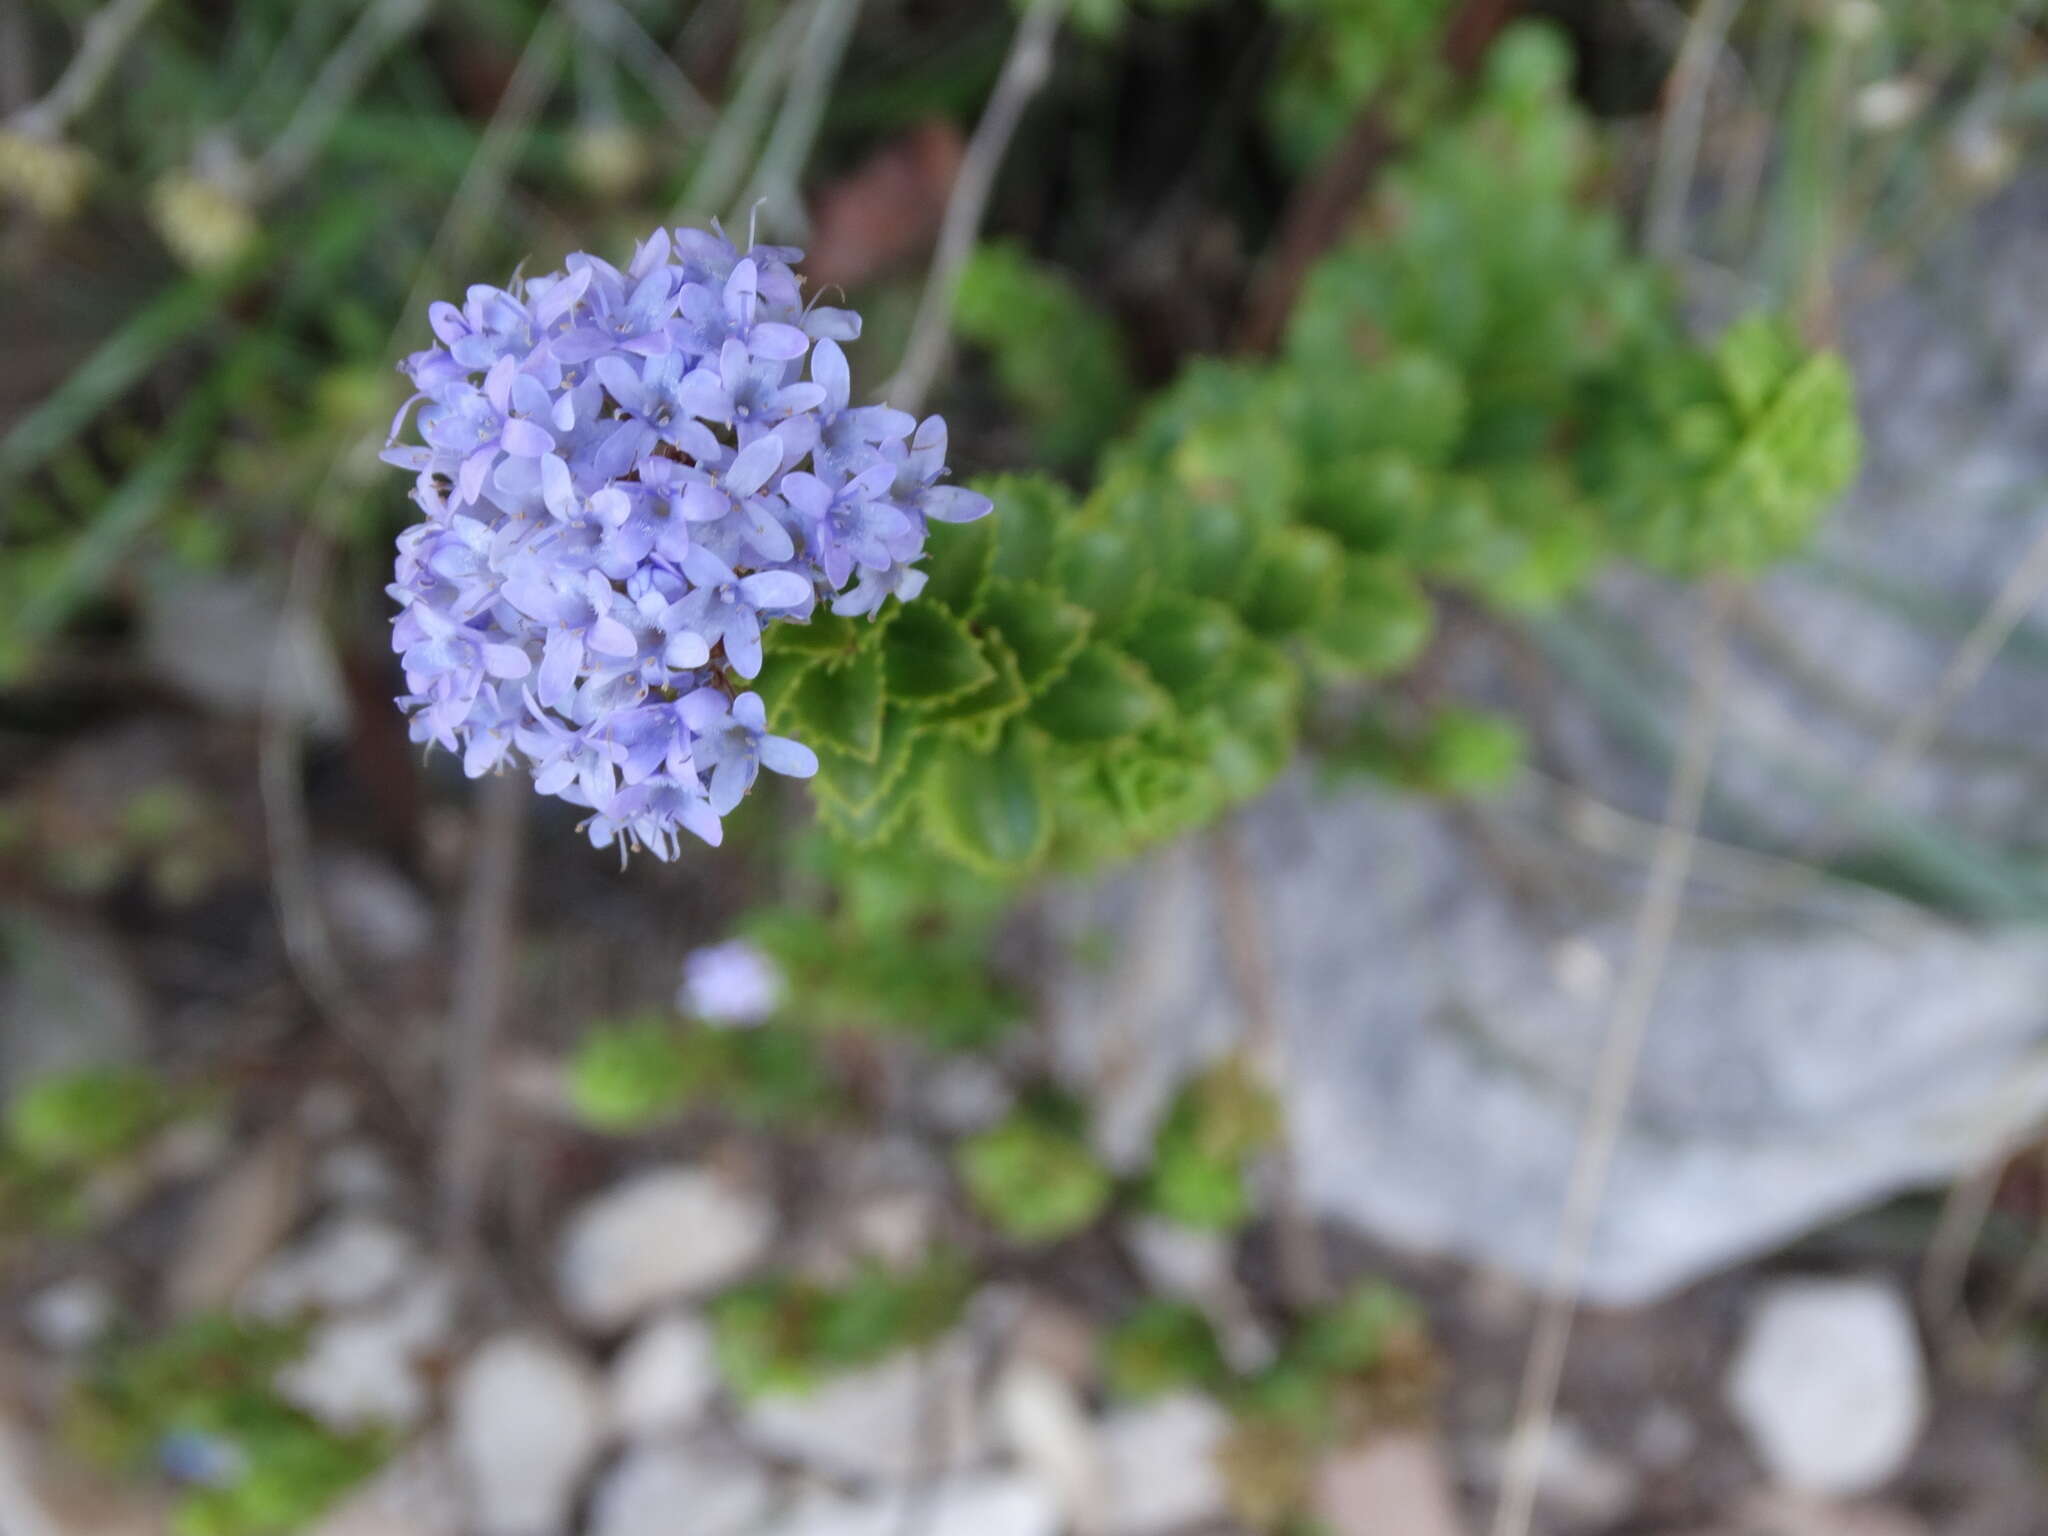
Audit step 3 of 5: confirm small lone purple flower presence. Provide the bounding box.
[678,938,785,1026]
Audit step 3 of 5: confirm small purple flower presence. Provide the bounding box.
[678,937,785,1025]
[382,223,985,861]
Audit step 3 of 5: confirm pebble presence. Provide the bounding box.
[1314,1433,1467,1536]
[993,1359,1103,1533]
[308,1440,465,1536]
[608,1311,721,1441]
[588,1442,771,1536]
[557,1166,774,1331]
[24,1276,115,1353]
[1095,1393,1231,1536]
[276,1268,455,1431]
[1726,1277,1927,1497]
[244,1212,418,1317]
[162,1129,304,1315]
[760,1475,1059,1536]
[450,1333,607,1536]
[741,1337,984,1482]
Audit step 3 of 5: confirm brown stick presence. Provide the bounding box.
[1235,0,1520,355]
[439,769,529,1257]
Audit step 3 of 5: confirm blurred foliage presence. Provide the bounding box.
[710,1251,975,1399]
[1331,704,1526,798]
[66,1314,386,1536]
[738,833,1026,1049]
[1265,0,1454,167]
[0,1065,188,1239]
[1103,1278,1432,1531]
[765,22,1860,877]
[1141,1054,1280,1230]
[566,1015,835,1132]
[954,239,1136,468]
[957,1097,1114,1242]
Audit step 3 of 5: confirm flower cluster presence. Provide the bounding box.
[382,225,992,859]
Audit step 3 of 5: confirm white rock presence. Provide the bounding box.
[1470,1419,1637,1528]
[993,1360,1102,1532]
[741,1338,984,1482]
[1314,1433,1467,1536]
[24,1276,115,1353]
[309,1439,464,1536]
[608,1311,721,1441]
[450,1333,607,1536]
[557,1167,773,1331]
[277,1269,456,1431]
[315,1141,401,1206]
[315,852,435,965]
[1726,1276,1927,1496]
[589,1443,770,1536]
[1096,1394,1231,1536]
[760,1475,1058,1536]
[141,574,348,733]
[245,1212,418,1317]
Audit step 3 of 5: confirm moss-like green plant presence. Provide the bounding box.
[8,1065,173,1168]
[566,1017,833,1133]
[1102,1299,1232,1400]
[1140,1056,1282,1231]
[957,1102,1114,1243]
[710,1253,975,1399]
[65,1314,386,1536]
[763,22,1859,879]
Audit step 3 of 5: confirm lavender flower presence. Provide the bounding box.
[383,224,992,860]
[678,939,785,1026]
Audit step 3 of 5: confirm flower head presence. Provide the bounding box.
[678,939,785,1026]
[384,224,990,859]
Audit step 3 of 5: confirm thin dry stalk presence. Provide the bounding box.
[1210,817,1332,1310]
[1488,581,1734,1536]
[8,0,159,136]
[438,770,528,1254]
[883,0,1068,415]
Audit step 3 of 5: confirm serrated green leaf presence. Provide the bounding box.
[768,612,872,658]
[1120,596,1244,705]
[978,578,1092,697]
[1031,644,1172,743]
[884,602,997,707]
[1238,525,1345,636]
[921,517,997,618]
[980,472,1068,583]
[1307,556,1434,676]
[924,720,1050,872]
[815,728,933,848]
[787,645,886,763]
[922,628,1030,731]
[1052,521,1156,638]
[755,650,823,733]
[814,709,924,816]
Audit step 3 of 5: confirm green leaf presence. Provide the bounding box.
[754,650,822,733]
[786,646,887,763]
[1120,596,1244,705]
[921,628,1031,732]
[770,612,873,658]
[813,708,926,817]
[1306,556,1434,676]
[983,472,1068,584]
[1052,520,1156,638]
[921,516,997,618]
[1238,525,1345,637]
[924,719,1050,872]
[1031,644,1172,743]
[978,578,1092,696]
[883,603,997,707]
[957,1109,1113,1244]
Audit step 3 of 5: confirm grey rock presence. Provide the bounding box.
[1726,1277,1927,1496]
[759,1476,1059,1536]
[607,1311,720,1441]
[740,1336,984,1483]
[1094,1393,1231,1536]
[0,908,147,1099]
[589,1443,770,1536]
[557,1166,773,1331]
[141,574,348,734]
[1049,171,2048,1305]
[450,1333,607,1536]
